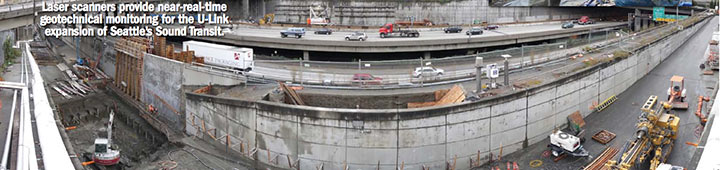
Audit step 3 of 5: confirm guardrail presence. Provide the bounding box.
[244,30,622,88]
[21,41,74,170]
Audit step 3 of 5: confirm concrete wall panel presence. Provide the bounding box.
[527,101,553,123]
[142,54,185,130]
[447,106,490,124]
[398,144,446,164]
[490,109,526,134]
[447,118,490,143]
[346,128,397,148]
[399,126,446,147]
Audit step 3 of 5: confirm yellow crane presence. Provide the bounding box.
[605,95,679,170]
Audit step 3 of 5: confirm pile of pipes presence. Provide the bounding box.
[51,80,95,99]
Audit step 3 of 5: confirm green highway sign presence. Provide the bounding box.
[653,7,665,21]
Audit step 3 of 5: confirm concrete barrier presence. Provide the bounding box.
[190,23,626,53]
[183,17,710,170]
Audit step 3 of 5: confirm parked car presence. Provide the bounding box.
[484,25,500,30]
[562,22,574,29]
[314,28,333,35]
[352,73,383,85]
[466,27,484,35]
[413,67,444,78]
[443,26,463,33]
[345,32,368,41]
[281,28,306,38]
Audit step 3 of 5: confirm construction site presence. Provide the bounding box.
[1,0,720,170]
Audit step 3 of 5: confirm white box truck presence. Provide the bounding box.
[182,41,254,72]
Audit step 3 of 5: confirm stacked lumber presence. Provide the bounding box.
[279,82,305,105]
[115,38,149,58]
[151,35,201,64]
[408,84,465,108]
[435,85,466,106]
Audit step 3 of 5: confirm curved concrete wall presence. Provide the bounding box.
[184,17,710,170]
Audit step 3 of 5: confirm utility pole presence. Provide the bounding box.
[501,54,511,86]
[520,44,524,68]
[475,56,483,93]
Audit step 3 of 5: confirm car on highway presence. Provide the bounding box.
[578,16,595,25]
[443,26,463,33]
[413,67,444,78]
[281,28,306,38]
[345,32,368,41]
[562,22,574,29]
[352,73,383,85]
[466,27,484,35]
[484,25,500,30]
[314,28,333,35]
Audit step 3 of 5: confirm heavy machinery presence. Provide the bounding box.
[666,76,688,109]
[605,95,679,170]
[93,109,120,166]
[548,130,590,157]
[259,13,274,25]
[379,23,420,38]
[308,5,330,25]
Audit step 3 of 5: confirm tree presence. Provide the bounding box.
[3,36,20,63]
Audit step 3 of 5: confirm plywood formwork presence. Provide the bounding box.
[114,37,150,101]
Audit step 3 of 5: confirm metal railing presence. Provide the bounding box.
[246,29,624,88]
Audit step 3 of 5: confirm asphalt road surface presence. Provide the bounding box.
[230,22,623,42]
[481,16,718,169]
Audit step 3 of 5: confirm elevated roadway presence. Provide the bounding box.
[189,22,627,54]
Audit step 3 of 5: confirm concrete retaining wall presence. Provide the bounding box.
[184,17,710,170]
[142,54,186,130]
[270,0,631,26]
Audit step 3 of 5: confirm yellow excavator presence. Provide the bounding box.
[605,95,679,170]
[259,13,275,25]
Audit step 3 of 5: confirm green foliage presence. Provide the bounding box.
[613,50,630,59]
[3,37,20,63]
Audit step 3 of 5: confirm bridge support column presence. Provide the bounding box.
[423,52,431,59]
[242,0,249,19]
[303,51,310,60]
[475,56,483,92]
[634,9,641,31]
[642,18,648,30]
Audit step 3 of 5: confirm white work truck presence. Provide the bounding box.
[182,40,254,72]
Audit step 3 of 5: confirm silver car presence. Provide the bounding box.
[413,67,444,78]
[345,32,368,41]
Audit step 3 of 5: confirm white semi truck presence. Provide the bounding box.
[182,41,254,72]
